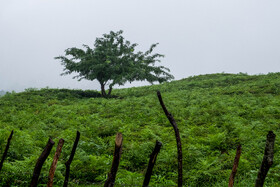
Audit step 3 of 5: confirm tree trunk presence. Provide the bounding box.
[101,83,107,97]
[104,133,123,187]
[228,144,242,187]
[47,138,64,187]
[143,140,162,187]
[108,85,113,96]
[157,91,183,187]
[64,131,80,187]
[255,131,276,187]
[0,130,14,172]
[31,138,55,187]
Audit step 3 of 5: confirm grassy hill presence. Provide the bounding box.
[1,73,280,186]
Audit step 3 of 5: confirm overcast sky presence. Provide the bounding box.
[1,0,280,92]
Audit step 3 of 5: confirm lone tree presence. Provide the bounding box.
[55,30,174,97]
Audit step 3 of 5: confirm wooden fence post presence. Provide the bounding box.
[157,91,183,187]
[47,138,64,187]
[104,133,123,187]
[255,131,276,187]
[30,138,55,187]
[63,131,80,187]
[0,130,14,172]
[143,140,162,187]
[228,144,242,187]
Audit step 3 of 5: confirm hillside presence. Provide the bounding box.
[1,73,280,186]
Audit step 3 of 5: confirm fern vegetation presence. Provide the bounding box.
[1,73,280,186]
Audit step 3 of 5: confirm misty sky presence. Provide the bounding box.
[1,0,280,92]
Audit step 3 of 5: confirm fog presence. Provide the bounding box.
[1,0,280,92]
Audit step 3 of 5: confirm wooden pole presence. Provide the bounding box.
[104,133,123,187]
[157,91,183,187]
[30,138,55,187]
[0,130,14,172]
[143,140,162,187]
[47,138,64,187]
[228,144,242,187]
[255,131,276,187]
[63,131,80,187]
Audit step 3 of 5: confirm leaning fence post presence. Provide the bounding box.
[0,130,14,172]
[47,138,64,187]
[157,91,183,187]
[30,138,55,187]
[104,133,123,187]
[63,131,80,187]
[143,140,162,187]
[228,144,242,187]
[255,131,276,187]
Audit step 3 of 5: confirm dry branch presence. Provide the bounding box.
[30,138,55,187]
[143,140,162,187]
[63,131,80,187]
[157,91,183,187]
[0,130,14,172]
[228,144,242,187]
[255,131,276,187]
[47,138,64,187]
[104,133,123,187]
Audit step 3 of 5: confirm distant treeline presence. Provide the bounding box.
[0,90,6,96]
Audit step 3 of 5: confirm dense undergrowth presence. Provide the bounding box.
[1,73,280,186]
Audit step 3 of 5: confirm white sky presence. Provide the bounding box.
[1,0,280,92]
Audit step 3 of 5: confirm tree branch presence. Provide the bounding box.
[157,91,183,187]
[31,138,55,187]
[228,144,242,187]
[64,131,80,187]
[255,131,276,187]
[0,130,14,172]
[48,138,64,187]
[143,140,162,187]
[104,133,123,187]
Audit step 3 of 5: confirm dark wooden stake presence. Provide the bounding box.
[30,138,55,187]
[228,144,242,187]
[47,138,65,187]
[143,140,162,187]
[104,133,123,187]
[255,131,276,187]
[63,131,80,187]
[157,91,183,187]
[0,130,14,172]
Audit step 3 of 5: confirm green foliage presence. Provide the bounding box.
[55,30,174,97]
[1,73,280,186]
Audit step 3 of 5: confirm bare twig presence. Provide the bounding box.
[47,138,64,187]
[143,140,162,187]
[63,131,80,187]
[255,131,276,187]
[31,138,55,187]
[0,130,14,172]
[157,91,183,187]
[104,133,123,187]
[228,144,242,187]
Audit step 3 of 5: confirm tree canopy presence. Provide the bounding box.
[55,30,174,97]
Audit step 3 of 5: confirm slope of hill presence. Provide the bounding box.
[0,73,280,186]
